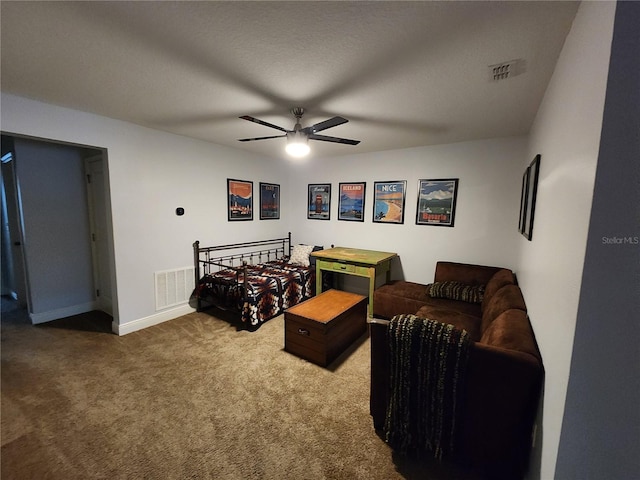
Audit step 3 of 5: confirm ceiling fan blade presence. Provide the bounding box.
[239,115,288,133]
[308,133,360,145]
[238,134,286,142]
[302,116,348,134]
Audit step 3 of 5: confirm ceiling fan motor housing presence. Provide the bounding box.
[291,107,305,131]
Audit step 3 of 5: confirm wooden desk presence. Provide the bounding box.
[310,247,398,317]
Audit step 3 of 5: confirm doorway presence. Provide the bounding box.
[0,134,115,324]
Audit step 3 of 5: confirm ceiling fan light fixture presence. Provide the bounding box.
[285,131,310,158]
[238,109,359,155]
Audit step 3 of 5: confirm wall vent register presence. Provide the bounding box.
[155,267,195,311]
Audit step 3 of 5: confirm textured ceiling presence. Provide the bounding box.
[1,1,579,160]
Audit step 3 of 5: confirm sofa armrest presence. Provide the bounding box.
[368,316,543,479]
[434,261,505,285]
[457,342,543,478]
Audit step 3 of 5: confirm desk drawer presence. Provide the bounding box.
[317,259,354,273]
[331,262,355,273]
[318,259,370,276]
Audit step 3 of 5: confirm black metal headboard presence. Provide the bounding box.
[193,232,291,285]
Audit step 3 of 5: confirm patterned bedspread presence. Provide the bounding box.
[196,260,315,328]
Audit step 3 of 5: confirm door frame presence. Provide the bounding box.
[1,133,118,328]
[1,151,30,310]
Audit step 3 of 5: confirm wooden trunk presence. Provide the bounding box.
[284,289,367,367]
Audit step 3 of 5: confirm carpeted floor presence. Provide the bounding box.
[1,301,481,480]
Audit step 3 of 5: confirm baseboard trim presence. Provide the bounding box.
[30,301,98,324]
[114,304,195,336]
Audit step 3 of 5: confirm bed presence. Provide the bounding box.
[193,233,318,329]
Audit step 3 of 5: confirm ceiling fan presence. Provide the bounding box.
[238,107,360,157]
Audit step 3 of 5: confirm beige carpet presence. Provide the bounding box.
[1,304,481,480]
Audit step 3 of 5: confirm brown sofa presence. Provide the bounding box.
[370,261,543,479]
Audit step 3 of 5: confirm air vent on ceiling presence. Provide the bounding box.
[488,59,525,81]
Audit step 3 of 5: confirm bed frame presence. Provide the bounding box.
[192,232,294,317]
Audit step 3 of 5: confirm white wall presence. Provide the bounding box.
[287,136,527,287]
[2,92,528,332]
[1,93,288,332]
[515,2,616,478]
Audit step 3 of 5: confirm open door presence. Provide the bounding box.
[85,154,113,315]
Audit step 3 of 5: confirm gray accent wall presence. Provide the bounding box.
[555,2,640,477]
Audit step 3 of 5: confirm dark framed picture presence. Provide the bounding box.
[227,178,253,221]
[521,154,541,240]
[308,184,331,220]
[259,182,280,220]
[373,181,407,224]
[338,182,366,221]
[416,178,459,227]
[518,168,530,234]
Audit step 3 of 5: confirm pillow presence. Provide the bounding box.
[289,244,314,267]
[426,281,485,304]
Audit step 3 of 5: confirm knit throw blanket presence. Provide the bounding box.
[384,314,471,460]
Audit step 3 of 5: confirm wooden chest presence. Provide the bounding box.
[284,289,367,367]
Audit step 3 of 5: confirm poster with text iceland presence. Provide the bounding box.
[338,182,365,221]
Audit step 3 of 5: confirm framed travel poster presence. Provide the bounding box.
[338,182,366,221]
[416,178,459,227]
[259,182,280,220]
[373,181,406,224]
[308,184,331,220]
[227,178,253,221]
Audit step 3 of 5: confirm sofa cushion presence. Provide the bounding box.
[377,280,427,301]
[481,285,527,334]
[481,269,515,312]
[480,309,541,361]
[423,297,483,317]
[374,281,483,319]
[373,281,431,319]
[427,281,485,304]
[415,306,482,341]
[434,261,504,286]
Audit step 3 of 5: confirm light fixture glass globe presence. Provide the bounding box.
[285,141,310,157]
[285,131,310,158]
